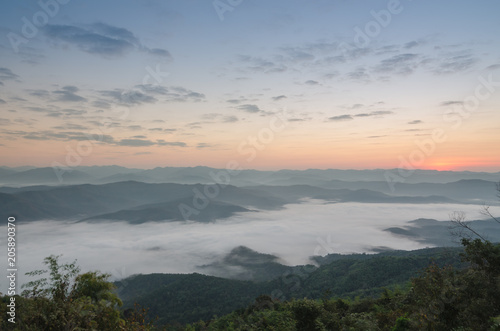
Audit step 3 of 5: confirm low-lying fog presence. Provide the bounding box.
[1,201,492,291]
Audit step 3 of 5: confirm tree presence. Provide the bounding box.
[7,255,128,330]
[407,181,500,329]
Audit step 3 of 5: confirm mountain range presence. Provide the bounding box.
[1,166,498,224]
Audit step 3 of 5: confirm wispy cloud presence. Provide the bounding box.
[354,110,394,117]
[117,138,186,147]
[304,80,319,85]
[27,89,50,98]
[201,113,239,123]
[43,23,172,59]
[237,104,261,113]
[440,101,464,107]
[328,114,353,121]
[53,86,87,103]
[196,143,213,149]
[347,67,370,82]
[238,55,287,73]
[0,67,19,84]
[374,53,420,75]
[432,52,478,75]
[157,140,187,147]
[135,85,206,102]
[117,139,156,147]
[100,89,157,106]
[5,130,113,143]
[271,95,287,101]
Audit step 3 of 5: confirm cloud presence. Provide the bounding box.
[147,48,172,58]
[157,140,187,147]
[328,114,353,121]
[148,127,176,133]
[403,41,419,49]
[44,24,134,56]
[348,104,364,110]
[223,115,239,123]
[24,106,86,117]
[27,89,50,98]
[135,85,206,102]
[354,110,394,117]
[127,125,144,131]
[0,118,11,126]
[0,67,19,83]
[165,86,206,102]
[432,52,478,75]
[237,104,261,113]
[374,53,420,75]
[280,46,315,62]
[100,89,157,106]
[272,95,287,101]
[374,45,399,55]
[196,143,212,149]
[238,55,287,73]
[0,99,6,104]
[117,139,156,147]
[53,86,87,102]
[52,123,88,130]
[324,72,340,79]
[304,80,319,85]
[29,86,87,103]
[8,130,114,143]
[327,110,393,123]
[135,84,169,95]
[485,64,500,71]
[186,122,203,129]
[408,120,422,125]
[440,101,463,107]
[92,100,112,109]
[347,67,370,82]
[201,113,239,123]
[43,23,172,59]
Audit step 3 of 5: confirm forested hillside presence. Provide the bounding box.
[116,246,466,326]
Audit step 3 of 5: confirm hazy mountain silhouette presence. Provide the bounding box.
[0,181,464,223]
[198,246,292,281]
[384,218,500,246]
[0,167,93,185]
[83,198,251,224]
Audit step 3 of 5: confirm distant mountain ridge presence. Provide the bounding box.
[1,165,499,187]
[0,181,465,223]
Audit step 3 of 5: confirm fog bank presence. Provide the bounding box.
[1,201,490,291]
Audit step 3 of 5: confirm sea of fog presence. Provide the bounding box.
[0,201,490,291]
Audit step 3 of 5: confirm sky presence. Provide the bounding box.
[0,0,499,171]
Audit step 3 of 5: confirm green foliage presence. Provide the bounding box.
[116,247,464,327]
[406,239,500,330]
[184,239,500,331]
[1,255,153,330]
